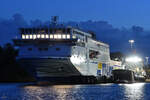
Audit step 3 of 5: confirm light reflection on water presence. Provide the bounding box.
[0,83,149,100]
[124,83,144,100]
[120,83,145,100]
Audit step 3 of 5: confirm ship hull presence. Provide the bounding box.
[112,69,135,83]
[112,69,146,83]
[18,58,82,81]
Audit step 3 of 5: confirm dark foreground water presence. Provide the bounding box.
[0,83,149,100]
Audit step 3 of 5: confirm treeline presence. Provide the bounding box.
[0,43,35,82]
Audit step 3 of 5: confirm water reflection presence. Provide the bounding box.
[23,84,116,100]
[52,85,74,100]
[123,83,145,100]
[0,83,149,100]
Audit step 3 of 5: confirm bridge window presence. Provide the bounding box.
[45,34,49,38]
[22,34,25,39]
[62,34,66,39]
[66,34,70,39]
[72,35,76,39]
[41,34,45,38]
[89,50,99,59]
[33,34,36,39]
[50,34,53,39]
[29,35,32,39]
[25,35,29,39]
[37,34,40,38]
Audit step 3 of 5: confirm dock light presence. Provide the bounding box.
[125,56,142,63]
[129,40,134,43]
[129,40,134,49]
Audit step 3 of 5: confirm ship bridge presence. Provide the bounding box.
[13,26,95,59]
[13,26,95,46]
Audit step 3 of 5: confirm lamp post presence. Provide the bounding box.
[129,40,135,49]
[145,57,149,65]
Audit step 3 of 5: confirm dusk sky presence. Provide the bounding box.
[1,0,150,29]
[0,0,150,58]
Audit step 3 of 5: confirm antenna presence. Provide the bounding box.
[51,16,58,26]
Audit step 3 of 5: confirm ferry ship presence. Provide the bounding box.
[13,17,111,83]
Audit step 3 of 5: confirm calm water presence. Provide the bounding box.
[0,83,149,100]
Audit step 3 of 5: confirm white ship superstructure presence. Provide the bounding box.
[13,19,111,82]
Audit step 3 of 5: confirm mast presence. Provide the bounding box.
[51,16,58,27]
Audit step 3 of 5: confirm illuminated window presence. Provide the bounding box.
[62,34,66,39]
[37,34,40,38]
[50,34,53,39]
[22,35,25,39]
[54,34,58,39]
[26,35,29,39]
[66,34,70,39]
[29,35,33,39]
[45,34,49,38]
[33,34,36,39]
[72,35,76,39]
[77,39,81,42]
[41,34,45,38]
[89,50,99,59]
[57,34,61,39]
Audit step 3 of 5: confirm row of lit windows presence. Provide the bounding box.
[22,34,72,39]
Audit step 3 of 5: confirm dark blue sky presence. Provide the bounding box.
[0,0,150,58]
[1,0,150,29]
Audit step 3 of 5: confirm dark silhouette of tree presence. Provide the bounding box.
[3,43,17,63]
[132,25,143,34]
[0,43,34,82]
